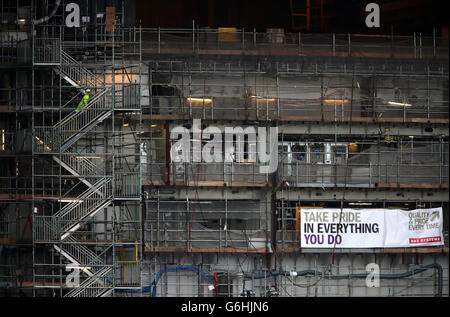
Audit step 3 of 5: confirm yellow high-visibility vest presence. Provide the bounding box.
[76,94,90,112]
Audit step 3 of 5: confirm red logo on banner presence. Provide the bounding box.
[409,236,442,244]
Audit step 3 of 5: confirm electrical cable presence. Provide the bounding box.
[273,69,357,289]
[185,53,208,256]
[122,266,215,296]
[239,262,443,297]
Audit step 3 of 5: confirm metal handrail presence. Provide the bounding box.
[55,177,110,215]
[55,178,112,228]
[34,88,112,152]
[64,245,114,297]
[57,150,104,177]
[57,87,110,127]
[33,216,59,242]
[64,266,113,297]
[58,236,106,271]
[60,50,104,88]
[33,38,60,64]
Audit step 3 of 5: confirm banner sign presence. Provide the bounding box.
[300,207,443,248]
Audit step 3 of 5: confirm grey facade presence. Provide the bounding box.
[0,0,448,297]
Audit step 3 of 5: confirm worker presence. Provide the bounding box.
[75,89,91,112]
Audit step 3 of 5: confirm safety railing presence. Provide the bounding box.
[0,217,10,238]
[64,266,113,297]
[115,83,141,110]
[55,177,112,236]
[114,173,140,198]
[56,235,107,273]
[34,88,112,152]
[32,38,61,65]
[0,176,32,196]
[136,27,448,59]
[142,151,448,188]
[168,162,269,185]
[33,216,59,242]
[276,230,300,249]
[115,261,140,287]
[57,243,113,296]
[279,162,449,187]
[60,50,104,88]
[146,228,266,249]
[149,95,449,122]
[56,151,104,178]
[145,218,266,249]
[1,38,22,63]
[145,199,266,249]
[58,88,112,147]
[34,127,58,152]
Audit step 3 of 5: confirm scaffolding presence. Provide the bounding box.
[142,54,449,188]
[0,0,143,296]
[135,26,448,297]
[0,1,449,298]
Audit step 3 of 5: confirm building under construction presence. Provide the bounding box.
[0,0,448,297]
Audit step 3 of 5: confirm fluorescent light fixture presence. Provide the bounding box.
[250,95,276,102]
[187,97,212,103]
[66,265,92,271]
[349,202,373,206]
[1,129,5,151]
[58,199,84,203]
[323,99,349,104]
[388,101,412,107]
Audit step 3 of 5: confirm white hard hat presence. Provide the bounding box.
[85,89,91,92]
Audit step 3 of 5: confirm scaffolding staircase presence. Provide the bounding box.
[52,150,104,189]
[34,87,112,153]
[33,42,115,297]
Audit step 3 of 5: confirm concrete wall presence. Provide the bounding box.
[142,252,449,297]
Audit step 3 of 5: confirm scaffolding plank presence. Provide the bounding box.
[276,247,449,254]
[138,114,449,124]
[279,116,449,124]
[145,246,269,253]
[377,183,449,189]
